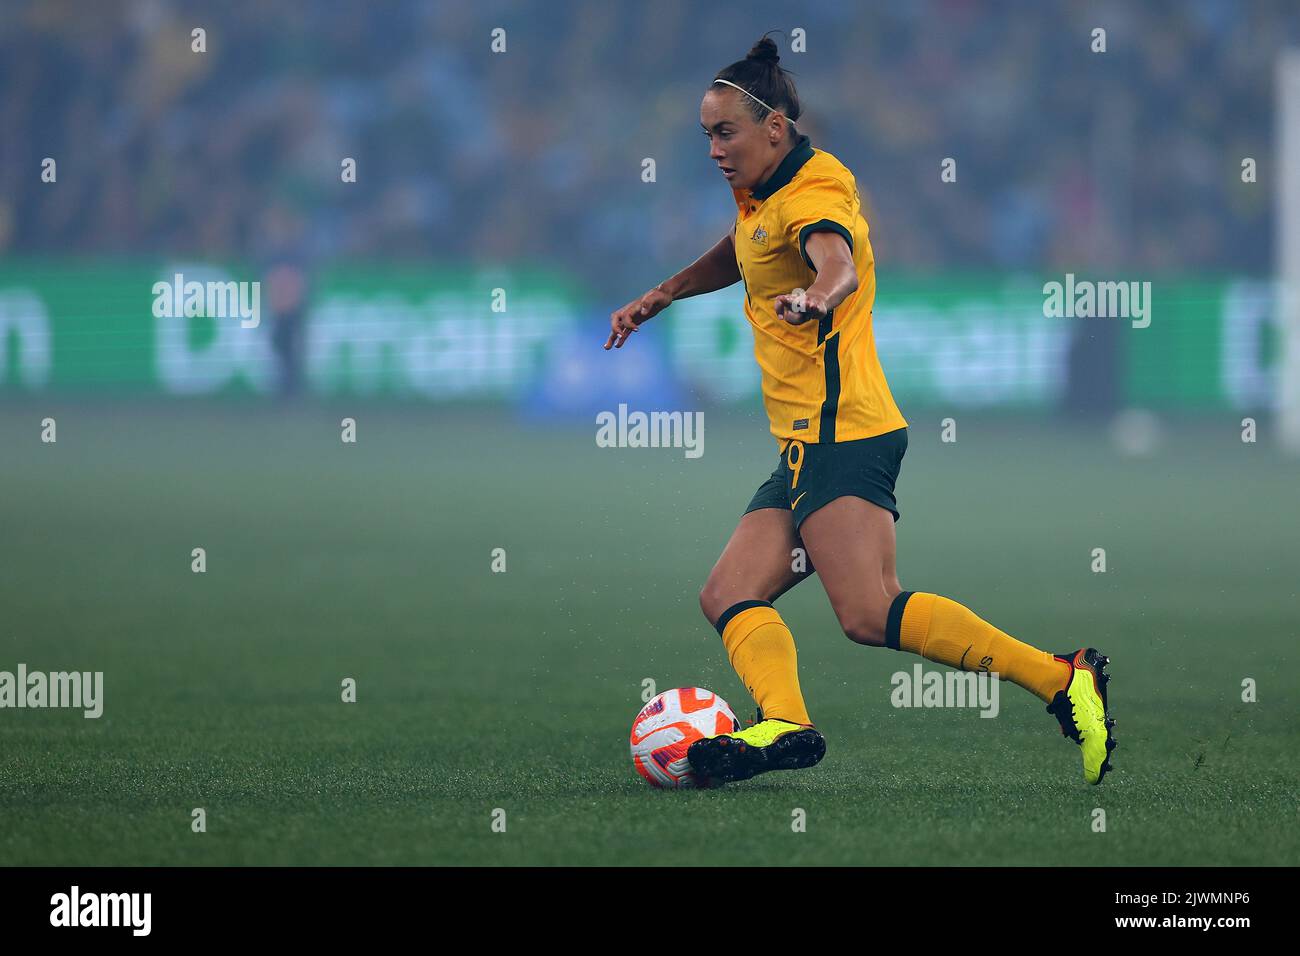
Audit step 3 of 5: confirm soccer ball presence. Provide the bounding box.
[630,687,740,788]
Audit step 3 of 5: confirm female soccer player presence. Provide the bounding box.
[605,37,1116,785]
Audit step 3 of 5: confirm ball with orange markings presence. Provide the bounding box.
[630,687,740,788]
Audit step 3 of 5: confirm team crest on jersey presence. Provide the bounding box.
[750,224,768,247]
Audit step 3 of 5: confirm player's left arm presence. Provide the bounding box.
[804,231,858,307]
[774,231,857,324]
[773,175,860,326]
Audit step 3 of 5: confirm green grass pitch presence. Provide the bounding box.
[1,401,1296,865]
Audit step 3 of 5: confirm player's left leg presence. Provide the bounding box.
[801,495,1068,695]
[799,495,1116,784]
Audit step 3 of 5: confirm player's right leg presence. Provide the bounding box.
[698,506,813,628]
[691,507,826,783]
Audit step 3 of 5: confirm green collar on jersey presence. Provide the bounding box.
[750,133,814,201]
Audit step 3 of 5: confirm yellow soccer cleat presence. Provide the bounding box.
[687,711,826,784]
[1046,648,1117,785]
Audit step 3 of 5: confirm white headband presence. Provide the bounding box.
[712,78,788,120]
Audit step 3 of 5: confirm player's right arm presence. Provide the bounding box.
[605,228,741,349]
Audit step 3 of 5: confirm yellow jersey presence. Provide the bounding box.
[730,134,907,447]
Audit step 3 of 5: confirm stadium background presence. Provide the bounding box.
[1,0,1297,866]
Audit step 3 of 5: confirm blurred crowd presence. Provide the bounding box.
[0,0,1293,297]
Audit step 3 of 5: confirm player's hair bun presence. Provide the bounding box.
[714,34,800,128]
[746,37,780,65]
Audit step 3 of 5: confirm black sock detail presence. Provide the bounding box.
[885,591,915,650]
[714,599,774,637]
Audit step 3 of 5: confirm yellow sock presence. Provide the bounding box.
[885,591,1070,703]
[715,601,812,726]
